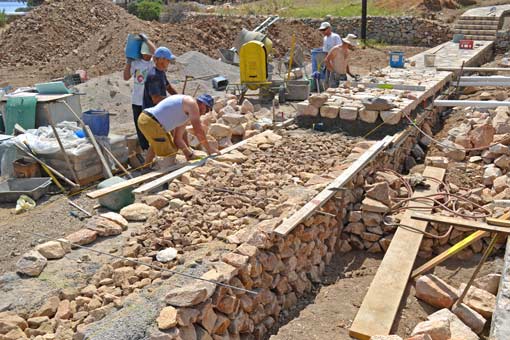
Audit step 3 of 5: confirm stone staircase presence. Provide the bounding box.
[453,15,500,41]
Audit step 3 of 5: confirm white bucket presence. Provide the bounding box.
[424,54,436,67]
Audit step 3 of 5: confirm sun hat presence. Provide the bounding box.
[319,22,331,30]
[342,33,358,47]
[154,47,175,60]
[197,94,214,109]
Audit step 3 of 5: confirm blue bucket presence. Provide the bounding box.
[311,48,328,74]
[389,51,405,68]
[125,34,142,59]
[82,110,110,136]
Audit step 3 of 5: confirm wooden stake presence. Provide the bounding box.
[49,123,80,185]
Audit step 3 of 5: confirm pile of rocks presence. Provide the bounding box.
[188,96,277,152]
[295,68,448,125]
[132,130,356,256]
[15,212,129,278]
[408,272,501,340]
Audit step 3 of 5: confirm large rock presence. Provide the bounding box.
[142,195,169,209]
[100,212,128,229]
[65,229,98,247]
[16,250,47,277]
[415,274,458,309]
[208,123,232,138]
[452,303,486,334]
[440,140,466,161]
[308,94,329,108]
[295,101,319,116]
[157,306,178,330]
[493,175,509,193]
[380,109,402,125]
[240,99,254,114]
[320,105,339,119]
[458,283,496,318]
[361,197,390,213]
[86,216,123,237]
[366,182,392,206]
[411,319,451,340]
[359,109,379,123]
[165,282,215,307]
[473,273,501,295]
[35,241,65,260]
[120,203,158,221]
[427,308,478,340]
[222,113,248,126]
[483,165,502,186]
[362,97,394,111]
[339,106,358,120]
[214,150,248,164]
[469,124,495,149]
[156,247,178,263]
[33,296,60,318]
[0,312,27,333]
[492,107,510,134]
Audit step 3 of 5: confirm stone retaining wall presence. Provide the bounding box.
[185,13,452,47]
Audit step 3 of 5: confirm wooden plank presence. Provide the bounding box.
[438,67,510,72]
[412,213,510,234]
[86,163,186,199]
[273,136,393,237]
[434,100,510,108]
[133,130,273,195]
[349,166,446,340]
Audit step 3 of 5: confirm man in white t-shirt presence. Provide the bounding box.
[123,34,156,152]
[319,22,342,52]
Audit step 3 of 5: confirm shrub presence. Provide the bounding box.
[128,0,163,21]
[0,10,6,27]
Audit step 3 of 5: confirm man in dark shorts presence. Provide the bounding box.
[142,46,178,163]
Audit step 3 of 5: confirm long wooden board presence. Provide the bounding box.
[133,130,273,194]
[412,213,510,234]
[349,166,446,340]
[86,163,187,199]
[273,136,393,237]
[437,67,510,72]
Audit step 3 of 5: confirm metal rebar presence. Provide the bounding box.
[67,200,92,217]
[19,230,256,295]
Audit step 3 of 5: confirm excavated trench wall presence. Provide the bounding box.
[152,108,449,340]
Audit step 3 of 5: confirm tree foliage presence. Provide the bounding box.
[128,0,163,21]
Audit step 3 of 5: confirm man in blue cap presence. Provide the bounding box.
[138,94,218,166]
[143,46,178,110]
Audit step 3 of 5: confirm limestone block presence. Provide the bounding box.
[339,106,358,120]
[320,105,340,119]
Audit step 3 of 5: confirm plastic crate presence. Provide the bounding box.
[459,40,474,49]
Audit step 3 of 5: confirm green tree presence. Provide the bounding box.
[26,0,44,7]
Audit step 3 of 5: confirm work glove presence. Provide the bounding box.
[139,33,148,42]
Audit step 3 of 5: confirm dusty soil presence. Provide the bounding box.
[269,251,504,340]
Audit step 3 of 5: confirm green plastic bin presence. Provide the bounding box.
[4,96,37,134]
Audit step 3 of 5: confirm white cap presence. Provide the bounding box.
[343,33,358,47]
[319,22,331,30]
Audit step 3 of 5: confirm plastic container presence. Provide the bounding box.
[452,34,465,43]
[82,110,110,136]
[97,176,135,211]
[311,48,327,74]
[389,52,405,68]
[125,34,143,59]
[424,54,436,67]
[0,178,51,203]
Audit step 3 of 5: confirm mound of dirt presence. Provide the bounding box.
[0,0,322,80]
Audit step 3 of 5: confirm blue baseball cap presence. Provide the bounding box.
[197,94,214,109]
[154,47,175,61]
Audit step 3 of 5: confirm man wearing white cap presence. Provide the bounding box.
[324,33,359,88]
[319,22,342,52]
